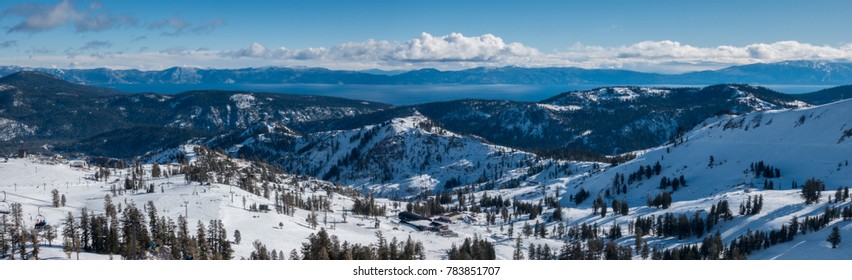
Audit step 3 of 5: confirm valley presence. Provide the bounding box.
[0,70,850,260]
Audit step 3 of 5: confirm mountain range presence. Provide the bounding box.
[2,71,850,159]
[1,69,851,260]
[3,60,852,85]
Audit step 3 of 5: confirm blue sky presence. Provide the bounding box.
[1,0,851,72]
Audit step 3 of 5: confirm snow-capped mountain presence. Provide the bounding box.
[212,111,542,199]
[415,84,808,155]
[0,72,389,155]
[562,99,851,207]
[1,72,850,260]
[7,60,852,85]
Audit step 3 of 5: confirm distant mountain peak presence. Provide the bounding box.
[0,70,121,96]
[0,70,66,83]
[6,60,852,85]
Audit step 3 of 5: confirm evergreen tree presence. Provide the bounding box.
[527,242,535,260]
[827,226,841,249]
[176,215,191,259]
[29,228,40,260]
[217,220,233,260]
[80,208,90,250]
[151,163,161,178]
[512,238,524,260]
[62,212,81,260]
[44,224,57,246]
[552,205,563,221]
[0,213,9,258]
[120,203,151,260]
[9,202,24,260]
[51,189,60,207]
[802,178,824,204]
[196,221,210,260]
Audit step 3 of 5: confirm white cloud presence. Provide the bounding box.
[389,32,539,62]
[559,40,852,72]
[4,0,134,33]
[5,0,80,32]
[224,32,540,66]
[8,32,852,72]
[216,34,852,72]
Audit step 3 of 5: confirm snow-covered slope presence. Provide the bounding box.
[222,112,541,199]
[520,99,852,258]
[566,99,851,206]
[2,100,850,260]
[0,152,512,260]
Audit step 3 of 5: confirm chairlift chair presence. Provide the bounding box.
[35,206,47,231]
[0,191,10,215]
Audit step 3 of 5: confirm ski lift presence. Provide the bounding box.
[35,206,47,231]
[0,191,10,215]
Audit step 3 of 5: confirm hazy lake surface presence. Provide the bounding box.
[101,83,832,105]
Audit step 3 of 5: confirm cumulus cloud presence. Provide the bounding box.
[224,32,540,66]
[558,40,852,72]
[220,36,852,72]
[3,0,134,33]
[9,32,852,72]
[391,32,539,62]
[122,34,849,71]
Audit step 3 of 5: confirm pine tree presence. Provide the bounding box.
[196,221,210,260]
[513,238,524,260]
[8,202,24,260]
[17,227,27,260]
[527,242,536,260]
[44,224,57,246]
[217,220,233,260]
[151,163,161,178]
[802,178,824,204]
[0,213,9,258]
[51,189,60,207]
[62,211,80,260]
[289,249,300,260]
[552,205,563,221]
[29,228,40,260]
[176,215,191,259]
[522,222,532,238]
[80,208,90,250]
[827,226,841,249]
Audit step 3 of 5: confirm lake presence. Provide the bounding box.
[100,83,833,105]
